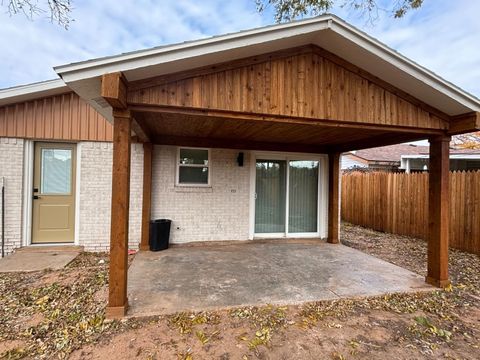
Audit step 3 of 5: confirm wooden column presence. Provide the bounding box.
[106,109,132,318]
[426,135,450,287]
[328,152,341,244]
[139,142,153,251]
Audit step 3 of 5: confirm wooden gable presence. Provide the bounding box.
[127,46,449,132]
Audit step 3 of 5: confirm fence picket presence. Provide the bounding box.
[341,170,480,254]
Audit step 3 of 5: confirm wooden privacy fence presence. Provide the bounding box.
[341,171,480,255]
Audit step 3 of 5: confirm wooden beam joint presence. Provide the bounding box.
[101,72,128,109]
[448,112,480,135]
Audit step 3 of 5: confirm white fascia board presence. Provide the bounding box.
[330,19,480,112]
[0,79,68,106]
[55,16,331,82]
[402,154,480,160]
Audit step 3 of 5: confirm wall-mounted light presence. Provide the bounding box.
[237,152,244,167]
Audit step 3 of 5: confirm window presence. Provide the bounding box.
[177,148,210,186]
[41,148,72,194]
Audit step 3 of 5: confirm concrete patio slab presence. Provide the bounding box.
[0,246,81,272]
[127,241,433,317]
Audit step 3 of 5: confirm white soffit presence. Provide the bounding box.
[54,15,480,120]
[0,79,68,106]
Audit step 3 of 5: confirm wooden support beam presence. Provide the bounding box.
[131,117,151,143]
[153,134,327,154]
[106,109,132,319]
[448,112,480,135]
[128,104,445,136]
[333,132,429,153]
[327,152,341,244]
[140,142,153,251]
[101,72,128,109]
[426,135,450,288]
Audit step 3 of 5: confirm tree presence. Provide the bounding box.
[255,0,424,22]
[2,0,73,28]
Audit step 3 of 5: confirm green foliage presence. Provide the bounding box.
[255,0,424,22]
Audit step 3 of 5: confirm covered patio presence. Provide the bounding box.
[54,16,480,318]
[127,240,431,317]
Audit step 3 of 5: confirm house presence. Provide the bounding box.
[341,135,480,172]
[341,143,429,171]
[1,15,480,317]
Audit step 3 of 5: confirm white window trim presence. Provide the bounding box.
[175,147,211,187]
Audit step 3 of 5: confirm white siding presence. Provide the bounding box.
[78,141,143,251]
[341,154,367,170]
[151,145,251,243]
[0,138,24,255]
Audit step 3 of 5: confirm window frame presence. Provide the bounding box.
[175,147,211,187]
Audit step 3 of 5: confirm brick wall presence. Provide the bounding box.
[78,142,143,251]
[0,138,24,255]
[151,145,251,243]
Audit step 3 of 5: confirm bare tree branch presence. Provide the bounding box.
[255,0,424,23]
[2,0,73,29]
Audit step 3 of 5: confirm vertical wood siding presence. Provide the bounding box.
[128,49,447,131]
[341,171,480,255]
[0,92,112,141]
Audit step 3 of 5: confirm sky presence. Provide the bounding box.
[0,0,479,101]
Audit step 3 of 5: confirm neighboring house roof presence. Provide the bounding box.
[347,138,480,165]
[351,144,428,163]
[341,153,369,169]
[51,14,480,121]
[0,79,68,106]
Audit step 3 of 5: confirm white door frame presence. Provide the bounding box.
[22,140,81,246]
[248,151,328,240]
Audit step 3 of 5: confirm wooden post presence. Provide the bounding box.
[328,152,341,244]
[140,142,153,251]
[106,109,132,318]
[426,135,450,287]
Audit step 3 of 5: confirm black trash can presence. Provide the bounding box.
[149,219,172,251]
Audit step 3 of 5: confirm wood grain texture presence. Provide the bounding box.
[328,152,341,244]
[128,46,448,131]
[101,72,128,109]
[426,135,450,287]
[341,169,480,257]
[107,110,131,316]
[0,92,112,141]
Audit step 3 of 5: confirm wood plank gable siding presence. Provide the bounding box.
[0,92,113,141]
[128,46,448,131]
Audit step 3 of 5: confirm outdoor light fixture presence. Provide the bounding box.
[237,152,244,167]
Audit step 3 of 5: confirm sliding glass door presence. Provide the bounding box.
[254,156,320,237]
[255,160,287,234]
[288,160,319,233]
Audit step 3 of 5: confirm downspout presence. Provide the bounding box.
[1,177,4,258]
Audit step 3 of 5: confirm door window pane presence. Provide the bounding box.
[255,160,286,233]
[41,149,72,194]
[179,167,209,184]
[288,160,318,233]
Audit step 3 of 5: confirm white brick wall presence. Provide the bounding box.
[0,138,24,255]
[151,146,251,243]
[78,142,143,251]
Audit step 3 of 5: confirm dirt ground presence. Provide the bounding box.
[1,224,479,359]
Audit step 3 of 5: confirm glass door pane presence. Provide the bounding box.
[41,148,72,194]
[288,160,318,233]
[255,160,287,233]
